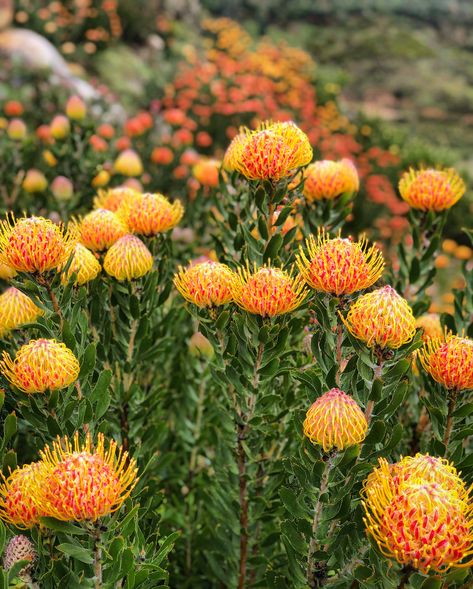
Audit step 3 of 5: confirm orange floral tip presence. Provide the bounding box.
[174,261,235,308]
[22,169,48,193]
[103,234,153,281]
[363,481,473,573]
[231,264,307,317]
[419,333,473,391]
[60,243,101,285]
[0,216,76,274]
[362,455,469,517]
[303,388,368,452]
[93,186,139,212]
[296,229,384,296]
[79,209,129,252]
[223,120,313,181]
[0,462,45,528]
[65,95,86,120]
[399,168,466,212]
[0,287,43,337]
[0,338,80,394]
[342,285,416,350]
[192,158,221,187]
[113,149,143,177]
[32,432,138,522]
[303,159,359,202]
[416,313,443,343]
[118,192,184,236]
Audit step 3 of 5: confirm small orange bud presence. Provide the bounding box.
[65,95,86,120]
[7,118,27,140]
[50,114,70,140]
[113,149,143,177]
[91,170,111,188]
[51,176,73,201]
[22,169,48,193]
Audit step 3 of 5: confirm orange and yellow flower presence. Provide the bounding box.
[0,463,45,528]
[303,388,368,452]
[103,235,153,281]
[118,192,184,236]
[79,209,129,252]
[297,230,384,296]
[399,168,465,212]
[193,158,221,187]
[0,260,16,280]
[342,285,416,349]
[223,121,312,181]
[0,339,80,393]
[416,313,443,342]
[93,186,139,212]
[0,216,76,274]
[0,287,43,336]
[174,261,235,307]
[231,264,307,317]
[303,159,359,202]
[60,243,101,285]
[113,149,143,177]
[419,333,473,391]
[31,433,138,522]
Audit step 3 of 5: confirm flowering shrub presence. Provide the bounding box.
[0,10,471,589]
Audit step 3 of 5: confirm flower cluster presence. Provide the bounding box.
[0,433,137,527]
[419,333,473,391]
[362,454,473,572]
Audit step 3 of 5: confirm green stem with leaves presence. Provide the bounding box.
[443,387,459,452]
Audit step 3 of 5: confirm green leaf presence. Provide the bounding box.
[364,420,386,445]
[79,343,96,378]
[90,370,112,404]
[40,517,86,535]
[2,413,17,447]
[57,543,94,564]
[263,234,283,263]
[279,487,307,519]
[281,520,306,554]
[155,532,180,566]
[95,386,111,419]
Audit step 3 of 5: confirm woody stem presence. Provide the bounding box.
[443,387,459,453]
[93,524,103,588]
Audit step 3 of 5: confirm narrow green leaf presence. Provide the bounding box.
[57,543,94,564]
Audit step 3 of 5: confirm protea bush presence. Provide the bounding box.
[0,13,471,589]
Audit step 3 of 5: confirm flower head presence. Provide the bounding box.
[363,481,473,573]
[79,209,129,251]
[419,333,473,391]
[51,176,74,201]
[118,192,184,236]
[297,230,384,295]
[60,243,101,285]
[66,95,86,120]
[224,121,312,181]
[193,158,221,187]
[0,463,45,528]
[174,261,235,307]
[32,433,138,522]
[22,169,48,193]
[3,535,37,573]
[0,339,80,393]
[103,235,153,281]
[0,260,16,280]
[232,264,307,317]
[113,149,143,177]
[342,285,416,349]
[0,287,43,336]
[416,313,443,342]
[303,159,359,202]
[93,186,138,212]
[0,216,76,274]
[303,388,368,452]
[399,168,465,212]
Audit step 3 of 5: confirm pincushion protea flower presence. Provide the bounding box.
[174,261,235,307]
[303,388,368,452]
[419,333,473,391]
[232,264,307,317]
[0,216,76,274]
[416,313,443,342]
[0,260,16,280]
[297,230,384,296]
[3,535,37,573]
[31,432,138,522]
[303,159,359,202]
[399,168,465,212]
[0,463,45,528]
[118,192,184,236]
[0,287,43,336]
[103,234,153,281]
[60,243,101,285]
[80,209,129,252]
[342,285,416,349]
[193,158,221,187]
[0,338,80,393]
[224,121,312,181]
[93,186,139,212]
[363,481,473,573]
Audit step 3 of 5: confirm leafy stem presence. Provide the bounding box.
[443,387,459,453]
